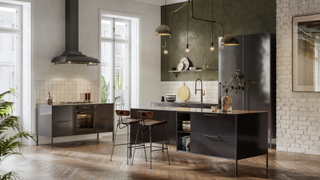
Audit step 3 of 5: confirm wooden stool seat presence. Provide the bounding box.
[142,119,168,126]
[122,118,141,124]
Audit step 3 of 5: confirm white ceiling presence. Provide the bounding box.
[130,0,186,6]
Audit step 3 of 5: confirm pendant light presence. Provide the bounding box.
[185,1,190,53]
[155,0,170,36]
[161,0,169,54]
[210,0,215,51]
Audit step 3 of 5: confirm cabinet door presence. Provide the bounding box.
[243,33,275,139]
[52,106,73,137]
[96,104,114,132]
[191,113,235,137]
[52,120,73,137]
[191,133,235,159]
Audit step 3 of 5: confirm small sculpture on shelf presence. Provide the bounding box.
[221,70,255,112]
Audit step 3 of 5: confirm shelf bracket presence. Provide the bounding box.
[172,72,178,78]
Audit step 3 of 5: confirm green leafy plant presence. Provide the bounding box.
[222,70,255,94]
[0,88,36,180]
[101,75,110,103]
[115,67,123,100]
[115,67,123,90]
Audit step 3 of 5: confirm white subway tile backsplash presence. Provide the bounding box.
[35,80,99,104]
[160,81,219,104]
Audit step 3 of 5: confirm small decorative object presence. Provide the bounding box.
[293,14,320,91]
[182,121,190,132]
[203,58,210,70]
[47,92,53,105]
[177,62,184,71]
[166,94,176,102]
[171,67,177,70]
[161,96,165,102]
[221,70,255,112]
[189,67,196,70]
[211,106,217,112]
[179,57,190,70]
[178,82,190,102]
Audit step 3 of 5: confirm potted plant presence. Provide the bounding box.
[221,70,255,112]
[0,88,36,179]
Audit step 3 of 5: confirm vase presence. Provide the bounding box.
[203,58,210,70]
[221,91,232,112]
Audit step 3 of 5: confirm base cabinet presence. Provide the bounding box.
[191,133,235,159]
[37,103,114,147]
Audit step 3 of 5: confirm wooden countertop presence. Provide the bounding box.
[131,107,267,115]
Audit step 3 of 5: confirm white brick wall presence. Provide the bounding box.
[277,0,320,155]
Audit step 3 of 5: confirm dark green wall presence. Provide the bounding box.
[161,0,276,81]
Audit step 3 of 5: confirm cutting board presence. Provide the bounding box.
[178,82,190,102]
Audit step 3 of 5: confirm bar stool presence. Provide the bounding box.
[131,111,170,169]
[110,110,147,164]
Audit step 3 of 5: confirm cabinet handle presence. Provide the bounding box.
[204,114,218,117]
[57,121,70,123]
[204,135,219,139]
[101,105,110,107]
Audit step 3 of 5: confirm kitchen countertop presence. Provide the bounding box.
[38,103,114,106]
[151,101,218,105]
[131,107,267,115]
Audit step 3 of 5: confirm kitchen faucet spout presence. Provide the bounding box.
[195,78,205,103]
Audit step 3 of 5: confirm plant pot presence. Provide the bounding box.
[221,92,232,112]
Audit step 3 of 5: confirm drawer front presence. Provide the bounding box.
[52,106,73,122]
[52,120,73,137]
[191,113,235,137]
[191,133,235,159]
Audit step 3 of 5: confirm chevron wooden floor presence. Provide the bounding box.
[3,134,320,180]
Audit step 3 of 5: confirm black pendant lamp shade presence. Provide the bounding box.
[221,34,240,46]
[52,0,99,65]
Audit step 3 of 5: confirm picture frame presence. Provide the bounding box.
[293,14,320,92]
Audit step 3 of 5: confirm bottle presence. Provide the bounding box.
[47,92,53,105]
[203,58,210,70]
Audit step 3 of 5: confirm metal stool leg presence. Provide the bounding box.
[149,126,152,169]
[162,124,170,165]
[126,124,129,164]
[110,123,119,161]
[131,124,141,165]
[141,129,148,162]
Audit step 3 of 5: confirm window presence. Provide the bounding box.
[0,3,21,105]
[0,1,32,142]
[100,13,139,110]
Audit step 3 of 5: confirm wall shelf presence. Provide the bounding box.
[168,69,218,78]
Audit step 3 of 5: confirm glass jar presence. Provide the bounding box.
[203,58,210,70]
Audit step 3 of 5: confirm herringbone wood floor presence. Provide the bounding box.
[3,134,320,180]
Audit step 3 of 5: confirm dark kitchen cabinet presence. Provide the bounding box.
[37,103,114,148]
[52,106,73,137]
[219,33,276,147]
[178,111,268,176]
[96,104,114,132]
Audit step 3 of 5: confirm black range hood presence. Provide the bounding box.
[52,0,99,65]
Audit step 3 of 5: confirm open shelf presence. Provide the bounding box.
[176,113,191,152]
[168,69,218,78]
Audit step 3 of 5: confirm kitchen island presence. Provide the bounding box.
[37,103,114,148]
[130,107,268,176]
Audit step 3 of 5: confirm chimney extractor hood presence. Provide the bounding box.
[52,0,99,66]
